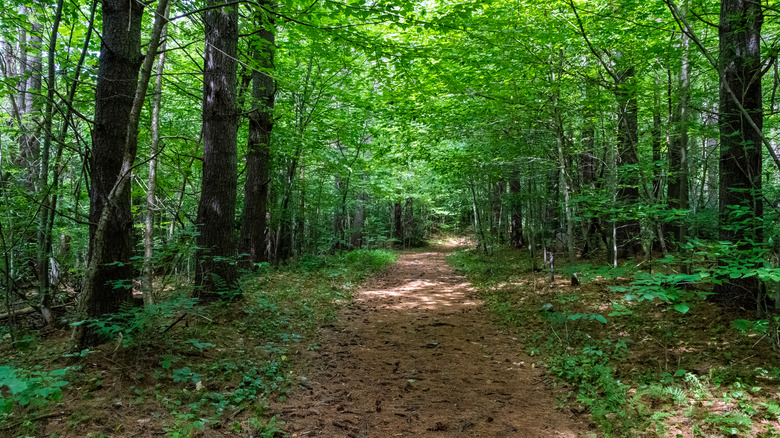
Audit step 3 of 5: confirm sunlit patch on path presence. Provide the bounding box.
[273,244,593,437]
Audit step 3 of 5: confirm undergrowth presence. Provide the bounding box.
[0,249,395,437]
[449,246,780,437]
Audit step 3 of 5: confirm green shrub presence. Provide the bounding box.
[0,365,69,422]
[75,296,198,349]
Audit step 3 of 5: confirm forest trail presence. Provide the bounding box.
[274,242,593,437]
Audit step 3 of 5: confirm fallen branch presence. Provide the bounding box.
[0,411,69,431]
[0,304,66,321]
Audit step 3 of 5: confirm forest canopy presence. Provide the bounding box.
[1,0,779,344]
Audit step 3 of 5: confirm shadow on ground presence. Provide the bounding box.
[273,244,595,437]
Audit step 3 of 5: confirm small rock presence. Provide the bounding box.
[298,376,312,389]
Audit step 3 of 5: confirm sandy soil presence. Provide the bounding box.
[274,244,594,437]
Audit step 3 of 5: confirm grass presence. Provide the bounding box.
[449,245,780,437]
[0,249,396,437]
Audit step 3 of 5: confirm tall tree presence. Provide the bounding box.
[568,1,642,260]
[578,88,600,257]
[195,0,239,296]
[508,176,524,249]
[350,191,367,248]
[76,0,170,345]
[143,2,171,305]
[78,0,144,344]
[666,7,691,250]
[715,0,764,307]
[36,0,65,324]
[612,62,641,259]
[239,4,275,268]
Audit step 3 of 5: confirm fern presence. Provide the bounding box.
[762,402,780,419]
[664,386,687,405]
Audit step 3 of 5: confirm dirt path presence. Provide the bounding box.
[275,245,593,437]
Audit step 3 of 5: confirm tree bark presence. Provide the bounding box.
[714,0,764,307]
[393,201,403,247]
[36,0,65,325]
[404,197,414,247]
[509,177,524,249]
[350,191,366,248]
[77,0,170,346]
[143,2,170,305]
[332,175,346,251]
[651,81,663,201]
[79,0,144,345]
[195,0,239,297]
[239,5,275,268]
[613,64,642,259]
[579,93,599,257]
[667,17,690,250]
[491,181,505,242]
[276,147,301,262]
[296,159,306,254]
[19,16,43,189]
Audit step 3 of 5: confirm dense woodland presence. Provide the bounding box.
[2,0,780,435]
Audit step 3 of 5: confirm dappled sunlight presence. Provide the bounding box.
[357,253,478,311]
[278,247,592,436]
[360,278,478,310]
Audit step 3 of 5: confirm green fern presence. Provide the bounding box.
[762,402,780,419]
[664,386,687,405]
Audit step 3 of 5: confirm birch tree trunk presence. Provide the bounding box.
[143,2,170,305]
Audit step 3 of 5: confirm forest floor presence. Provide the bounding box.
[271,240,595,437]
[6,240,780,437]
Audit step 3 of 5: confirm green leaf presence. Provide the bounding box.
[49,368,67,377]
[0,398,13,414]
[673,304,690,314]
[0,367,27,394]
[185,339,216,351]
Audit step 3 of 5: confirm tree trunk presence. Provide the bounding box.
[667,16,690,250]
[195,0,239,298]
[393,201,403,247]
[613,64,642,258]
[332,175,346,251]
[492,181,505,243]
[296,160,306,255]
[509,177,524,249]
[527,197,538,271]
[143,2,170,305]
[11,9,41,190]
[579,93,599,257]
[77,0,169,346]
[557,124,576,266]
[350,192,366,248]
[45,0,97,304]
[714,0,764,307]
[469,182,488,254]
[36,0,65,325]
[79,0,144,345]
[404,197,414,247]
[651,81,663,201]
[21,17,43,188]
[239,7,275,268]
